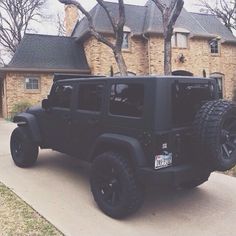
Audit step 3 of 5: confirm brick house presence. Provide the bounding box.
[0,0,236,118]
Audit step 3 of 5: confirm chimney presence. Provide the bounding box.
[64,4,79,36]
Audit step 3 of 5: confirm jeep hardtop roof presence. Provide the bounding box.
[55,76,211,84]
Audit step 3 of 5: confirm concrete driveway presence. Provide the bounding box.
[0,119,236,236]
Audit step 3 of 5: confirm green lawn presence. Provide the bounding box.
[0,183,63,236]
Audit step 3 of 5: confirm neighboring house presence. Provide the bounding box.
[0,0,236,118]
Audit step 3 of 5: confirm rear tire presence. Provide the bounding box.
[10,127,39,168]
[90,152,144,219]
[194,100,236,171]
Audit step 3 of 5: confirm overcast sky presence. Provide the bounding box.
[37,0,202,35]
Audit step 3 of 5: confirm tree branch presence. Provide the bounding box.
[200,0,236,32]
[0,0,46,54]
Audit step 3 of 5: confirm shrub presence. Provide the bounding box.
[10,101,32,120]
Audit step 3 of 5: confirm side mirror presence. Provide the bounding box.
[42,99,51,110]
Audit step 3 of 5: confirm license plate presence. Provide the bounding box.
[155,153,172,170]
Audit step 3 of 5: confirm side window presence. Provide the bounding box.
[51,84,73,109]
[25,77,40,90]
[171,33,188,48]
[78,84,104,112]
[109,83,144,117]
[122,32,130,49]
[209,39,219,54]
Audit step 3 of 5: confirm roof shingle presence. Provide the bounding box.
[7,34,90,73]
[72,0,236,43]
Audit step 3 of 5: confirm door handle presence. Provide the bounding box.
[88,118,99,125]
[63,114,72,123]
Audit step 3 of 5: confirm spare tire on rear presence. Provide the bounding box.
[194,100,236,171]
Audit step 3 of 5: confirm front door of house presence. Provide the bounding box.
[210,73,224,99]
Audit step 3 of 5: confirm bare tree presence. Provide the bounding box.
[58,0,128,76]
[151,0,184,75]
[199,0,236,33]
[57,12,66,36]
[0,0,46,56]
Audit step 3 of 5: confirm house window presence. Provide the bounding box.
[25,77,40,90]
[172,33,188,48]
[109,83,144,117]
[78,84,104,112]
[209,39,219,54]
[122,32,130,49]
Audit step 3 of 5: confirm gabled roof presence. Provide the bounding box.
[72,2,147,38]
[72,0,236,43]
[3,34,90,73]
[190,13,236,43]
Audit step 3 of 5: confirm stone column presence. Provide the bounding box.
[64,4,79,36]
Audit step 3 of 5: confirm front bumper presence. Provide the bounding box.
[137,164,210,187]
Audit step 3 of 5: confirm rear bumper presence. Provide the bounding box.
[137,164,210,187]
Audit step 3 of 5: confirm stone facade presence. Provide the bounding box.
[83,34,236,99]
[1,35,236,118]
[84,36,149,76]
[2,73,53,118]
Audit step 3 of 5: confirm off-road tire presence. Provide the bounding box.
[194,100,236,171]
[10,127,39,168]
[90,152,144,219]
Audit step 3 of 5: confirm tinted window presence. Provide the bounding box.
[51,84,73,109]
[78,84,104,111]
[172,82,214,126]
[110,83,144,117]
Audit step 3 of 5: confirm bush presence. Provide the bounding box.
[10,101,32,120]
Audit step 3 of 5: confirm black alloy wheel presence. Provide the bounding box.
[90,152,144,219]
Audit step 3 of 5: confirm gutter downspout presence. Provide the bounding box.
[143,33,151,75]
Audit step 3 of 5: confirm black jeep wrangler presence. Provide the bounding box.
[10,76,236,218]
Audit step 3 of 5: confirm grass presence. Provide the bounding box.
[0,183,63,236]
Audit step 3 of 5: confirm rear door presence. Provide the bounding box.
[70,82,105,158]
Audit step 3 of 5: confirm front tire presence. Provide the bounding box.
[90,152,144,219]
[10,127,39,168]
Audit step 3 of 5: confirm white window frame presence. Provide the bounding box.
[171,32,189,48]
[122,32,130,50]
[209,39,220,55]
[24,77,40,91]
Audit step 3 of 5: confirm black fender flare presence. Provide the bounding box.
[13,112,42,143]
[89,133,147,167]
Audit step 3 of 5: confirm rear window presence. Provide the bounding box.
[172,81,214,126]
[109,83,144,117]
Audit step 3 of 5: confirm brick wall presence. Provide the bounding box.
[84,36,149,76]
[84,35,236,99]
[3,73,53,118]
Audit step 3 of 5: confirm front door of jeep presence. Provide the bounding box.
[42,82,74,153]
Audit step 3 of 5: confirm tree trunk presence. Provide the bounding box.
[114,50,128,76]
[164,37,172,75]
